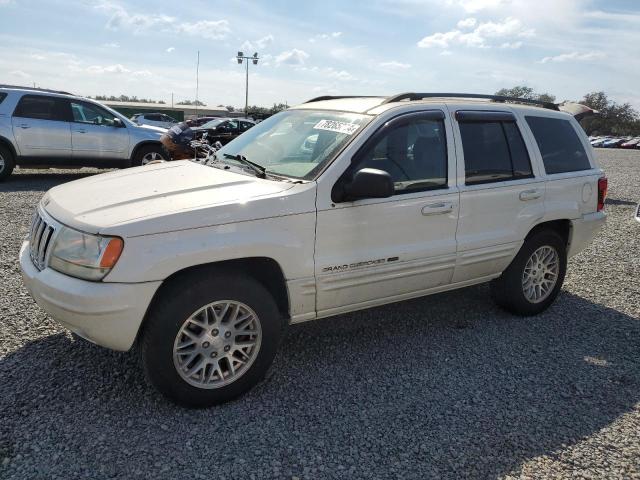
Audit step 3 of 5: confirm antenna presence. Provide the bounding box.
[195,51,200,117]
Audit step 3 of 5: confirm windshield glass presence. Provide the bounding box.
[215,109,372,180]
[200,119,225,129]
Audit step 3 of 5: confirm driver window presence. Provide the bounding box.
[70,101,117,126]
[354,116,448,193]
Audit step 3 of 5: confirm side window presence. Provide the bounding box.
[70,101,118,126]
[353,115,448,193]
[239,121,253,132]
[0,92,6,105]
[459,119,533,185]
[228,120,239,132]
[13,95,69,121]
[525,116,591,174]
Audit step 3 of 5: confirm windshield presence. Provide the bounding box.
[200,119,226,129]
[215,109,372,180]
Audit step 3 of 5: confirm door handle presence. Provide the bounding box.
[519,189,542,201]
[19,124,30,129]
[75,129,87,134]
[422,202,454,216]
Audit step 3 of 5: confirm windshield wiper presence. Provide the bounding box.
[222,153,266,178]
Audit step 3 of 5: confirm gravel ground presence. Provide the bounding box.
[1,151,639,480]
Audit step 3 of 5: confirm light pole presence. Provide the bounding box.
[237,51,259,117]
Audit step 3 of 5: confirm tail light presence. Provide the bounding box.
[597,177,608,211]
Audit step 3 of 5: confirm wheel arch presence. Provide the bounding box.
[136,257,290,345]
[130,140,165,166]
[0,136,17,160]
[525,219,572,249]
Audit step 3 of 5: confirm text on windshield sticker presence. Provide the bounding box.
[313,120,360,135]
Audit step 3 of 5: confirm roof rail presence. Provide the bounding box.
[304,95,381,104]
[382,92,559,111]
[0,84,73,95]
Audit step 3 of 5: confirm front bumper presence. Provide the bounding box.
[568,211,606,257]
[20,241,161,351]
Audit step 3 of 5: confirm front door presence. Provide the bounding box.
[69,100,129,164]
[315,110,459,316]
[11,94,72,161]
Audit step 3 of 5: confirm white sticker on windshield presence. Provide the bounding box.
[313,119,360,135]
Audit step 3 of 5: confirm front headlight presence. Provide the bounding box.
[49,227,124,281]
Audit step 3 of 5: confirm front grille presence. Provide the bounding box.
[29,210,56,270]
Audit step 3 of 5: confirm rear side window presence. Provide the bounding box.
[525,116,591,174]
[459,119,533,185]
[13,95,69,121]
[0,92,6,105]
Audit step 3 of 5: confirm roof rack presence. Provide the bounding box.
[0,84,73,95]
[304,95,381,104]
[382,92,559,111]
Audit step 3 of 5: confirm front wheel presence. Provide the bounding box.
[0,144,15,181]
[141,271,283,407]
[490,230,567,316]
[132,144,168,167]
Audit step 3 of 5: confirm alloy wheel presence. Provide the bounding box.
[173,300,262,389]
[141,151,164,165]
[521,245,560,303]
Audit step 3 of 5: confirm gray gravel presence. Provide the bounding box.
[1,152,639,480]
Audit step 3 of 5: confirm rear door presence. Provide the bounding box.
[11,94,72,161]
[451,108,545,283]
[69,100,129,164]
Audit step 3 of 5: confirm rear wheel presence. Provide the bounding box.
[132,144,168,167]
[0,144,15,181]
[490,230,567,316]
[141,270,284,407]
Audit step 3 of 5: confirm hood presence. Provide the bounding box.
[138,124,167,134]
[43,161,304,237]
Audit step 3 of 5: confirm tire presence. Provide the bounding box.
[0,144,15,181]
[141,270,284,407]
[131,144,168,167]
[490,230,567,316]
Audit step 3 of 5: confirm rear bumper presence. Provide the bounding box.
[568,211,606,257]
[20,241,161,351]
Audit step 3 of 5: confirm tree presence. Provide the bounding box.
[495,86,556,103]
[176,99,207,106]
[579,91,640,136]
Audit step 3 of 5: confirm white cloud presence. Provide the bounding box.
[275,49,309,66]
[500,41,522,49]
[454,0,511,13]
[457,18,477,29]
[29,54,45,60]
[9,70,30,78]
[326,69,355,81]
[418,17,533,49]
[239,34,274,53]
[176,20,230,40]
[95,2,229,39]
[309,32,342,43]
[166,47,175,53]
[102,42,120,48]
[256,34,274,50]
[379,61,411,70]
[440,50,453,56]
[539,51,605,64]
[85,64,151,76]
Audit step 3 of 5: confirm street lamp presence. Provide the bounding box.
[237,51,259,117]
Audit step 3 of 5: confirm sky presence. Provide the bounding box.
[1,0,639,109]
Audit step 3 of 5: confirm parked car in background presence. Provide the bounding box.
[0,85,169,180]
[185,116,219,128]
[620,138,640,149]
[602,138,626,148]
[591,137,610,147]
[161,117,255,160]
[20,92,605,406]
[131,113,177,129]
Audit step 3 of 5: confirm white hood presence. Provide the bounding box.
[43,161,305,237]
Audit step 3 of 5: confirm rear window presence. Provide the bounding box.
[525,116,591,174]
[459,120,533,185]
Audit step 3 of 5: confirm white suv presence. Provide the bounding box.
[20,93,606,407]
[131,113,177,129]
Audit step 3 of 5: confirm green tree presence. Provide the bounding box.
[495,86,556,103]
[579,91,640,136]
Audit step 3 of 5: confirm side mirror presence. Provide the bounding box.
[113,118,124,128]
[341,168,394,202]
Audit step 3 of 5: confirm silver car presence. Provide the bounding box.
[0,85,169,181]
